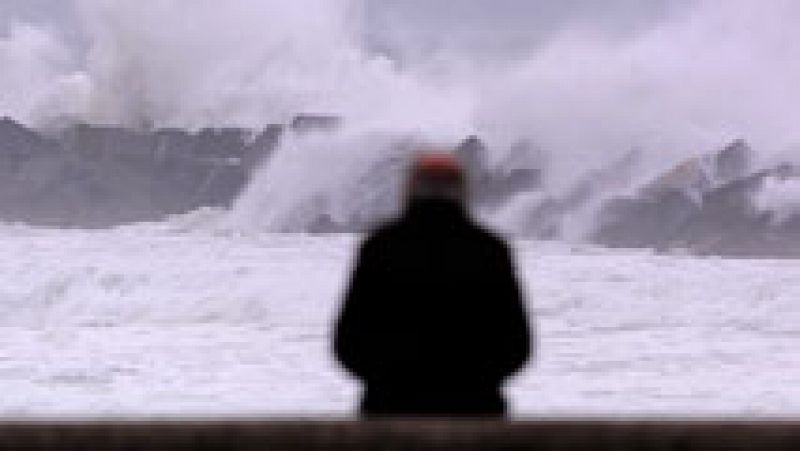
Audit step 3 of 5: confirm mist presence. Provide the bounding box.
[2,0,800,232]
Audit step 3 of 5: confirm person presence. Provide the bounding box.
[334,151,532,416]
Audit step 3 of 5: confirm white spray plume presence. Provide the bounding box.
[71,0,471,131]
[1,0,472,133]
[3,0,800,232]
[755,177,800,225]
[473,0,800,192]
[0,22,90,126]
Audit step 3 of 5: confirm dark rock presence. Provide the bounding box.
[591,139,800,257]
[0,120,286,227]
[0,117,60,172]
[714,139,752,183]
[291,115,341,134]
[456,135,491,185]
[456,136,543,206]
[594,190,701,249]
[525,149,641,239]
[3,120,798,259]
[246,124,283,168]
[193,127,249,158]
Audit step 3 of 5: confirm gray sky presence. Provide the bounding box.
[0,0,75,29]
[369,0,680,29]
[366,0,688,59]
[0,0,81,45]
[0,0,689,58]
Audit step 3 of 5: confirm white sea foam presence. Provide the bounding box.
[755,176,800,225]
[0,226,799,415]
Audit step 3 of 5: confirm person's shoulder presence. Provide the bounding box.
[466,220,513,254]
[466,219,505,243]
[358,220,404,252]
[365,219,404,241]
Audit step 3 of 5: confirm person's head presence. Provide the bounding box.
[407,152,467,206]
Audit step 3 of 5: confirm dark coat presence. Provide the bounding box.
[334,198,532,416]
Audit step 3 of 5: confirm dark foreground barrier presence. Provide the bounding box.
[1,419,799,450]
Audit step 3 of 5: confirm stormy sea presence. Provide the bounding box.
[2,0,800,417]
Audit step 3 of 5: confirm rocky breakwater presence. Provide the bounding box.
[0,117,287,227]
[593,140,800,257]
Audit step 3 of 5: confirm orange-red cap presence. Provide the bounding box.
[408,151,466,201]
[415,152,459,169]
[412,152,462,177]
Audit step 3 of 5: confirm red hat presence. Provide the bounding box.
[409,152,466,201]
[414,152,461,173]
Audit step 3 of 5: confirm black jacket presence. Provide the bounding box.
[334,198,532,415]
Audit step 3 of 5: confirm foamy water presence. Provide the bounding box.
[3,1,800,417]
[1,222,800,417]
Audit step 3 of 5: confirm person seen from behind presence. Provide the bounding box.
[334,150,532,416]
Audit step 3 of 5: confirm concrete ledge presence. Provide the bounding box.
[0,419,799,450]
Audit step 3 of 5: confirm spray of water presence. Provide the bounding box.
[3,0,800,232]
[473,0,800,187]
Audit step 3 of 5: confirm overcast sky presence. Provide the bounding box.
[0,0,75,29]
[369,0,681,30]
[367,0,687,58]
[0,0,689,58]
